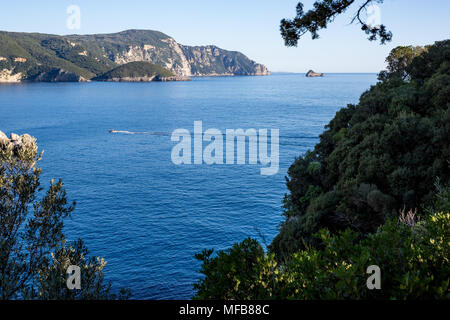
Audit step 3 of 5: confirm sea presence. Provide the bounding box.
[0,73,377,299]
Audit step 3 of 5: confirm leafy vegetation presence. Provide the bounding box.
[194,40,450,299]
[0,32,99,80]
[39,36,112,75]
[93,61,174,81]
[281,0,392,46]
[378,45,428,81]
[0,133,128,299]
[271,40,450,259]
[195,209,449,299]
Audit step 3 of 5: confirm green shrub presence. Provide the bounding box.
[194,211,450,300]
[194,40,450,300]
[193,239,279,300]
[271,40,450,258]
[0,133,127,299]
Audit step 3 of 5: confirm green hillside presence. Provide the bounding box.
[1,32,100,79]
[0,29,268,81]
[193,40,450,300]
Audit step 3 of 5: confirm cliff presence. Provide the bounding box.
[0,68,23,82]
[0,29,269,82]
[180,45,269,76]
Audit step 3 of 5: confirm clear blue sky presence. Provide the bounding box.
[1,0,449,72]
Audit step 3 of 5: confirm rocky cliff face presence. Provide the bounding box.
[0,68,23,82]
[110,39,192,76]
[180,45,269,76]
[0,29,270,81]
[68,30,270,77]
[100,38,269,77]
[0,131,37,155]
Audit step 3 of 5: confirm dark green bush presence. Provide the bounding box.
[194,40,450,300]
[194,211,450,300]
[271,40,450,258]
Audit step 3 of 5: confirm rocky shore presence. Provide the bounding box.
[0,131,37,156]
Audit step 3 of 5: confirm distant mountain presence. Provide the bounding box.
[0,29,269,82]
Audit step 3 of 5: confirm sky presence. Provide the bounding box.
[1,0,449,73]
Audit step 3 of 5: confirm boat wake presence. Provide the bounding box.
[109,130,169,136]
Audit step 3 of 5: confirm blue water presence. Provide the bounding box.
[0,73,377,299]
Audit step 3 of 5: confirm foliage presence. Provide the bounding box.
[0,32,98,80]
[0,133,125,300]
[271,40,450,258]
[194,211,450,300]
[37,239,130,300]
[378,45,429,81]
[194,40,450,300]
[429,179,450,214]
[281,0,392,46]
[281,211,449,299]
[193,239,278,300]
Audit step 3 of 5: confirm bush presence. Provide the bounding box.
[193,239,278,300]
[194,211,450,300]
[194,40,450,300]
[0,132,127,299]
[271,40,450,258]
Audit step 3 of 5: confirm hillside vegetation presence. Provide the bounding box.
[0,32,100,80]
[194,40,450,300]
[271,40,450,259]
[0,29,269,81]
[0,132,130,299]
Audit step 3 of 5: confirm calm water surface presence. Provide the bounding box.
[0,73,377,299]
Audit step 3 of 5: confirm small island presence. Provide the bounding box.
[306,70,324,77]
[92,61,191,82]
